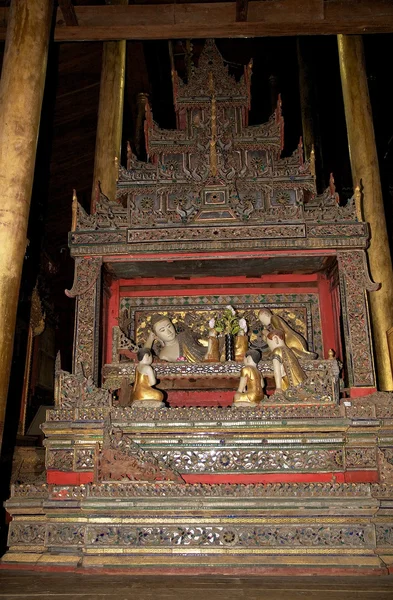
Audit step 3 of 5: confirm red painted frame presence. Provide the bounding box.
[105,271,340,365]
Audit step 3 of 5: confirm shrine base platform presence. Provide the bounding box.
[2,480,393,576]
[3,392,393,576]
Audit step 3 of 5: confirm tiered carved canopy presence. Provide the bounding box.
[69,40,376,395]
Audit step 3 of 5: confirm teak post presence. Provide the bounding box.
[0,0,52,450]
[338,34,393,391]
[296,37,324,188]
[91,7,127,205]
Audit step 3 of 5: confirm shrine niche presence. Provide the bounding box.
[4,40,393,577]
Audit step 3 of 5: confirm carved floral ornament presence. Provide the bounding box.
[65,256,102,298]
[68,42,362,246]
[8,520,376,550]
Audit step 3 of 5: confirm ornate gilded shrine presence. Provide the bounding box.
[4,41,393,575]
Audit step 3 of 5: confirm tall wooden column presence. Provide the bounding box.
[297,38,315,161]
[0,0,52,449]
[297,38,324,187]
[338,35,393,391]
[91,7,127,205]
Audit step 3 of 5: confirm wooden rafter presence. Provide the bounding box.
[1,0,393,40]
[58,0,78,27]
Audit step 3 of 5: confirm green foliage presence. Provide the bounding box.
[215,307,240,335]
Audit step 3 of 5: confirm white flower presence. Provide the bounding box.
[209,318,216,329]
[239,318,247,333]
[226,305,236,315]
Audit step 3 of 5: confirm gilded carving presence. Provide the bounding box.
[50,523,373,550]
[75,447,96,470]
[47,524,85,547]
[127,224,306,244]
[54,363,110,409]
[345,448,377,469]
[99,424,184,483]
[65,256,102,298]
[378,449,393,484]
[147,448,343,474]
[10,481,373,501]
[8,523,46,546]
[46,449,74,471]
[337,251,378,387]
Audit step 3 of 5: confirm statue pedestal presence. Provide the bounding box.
[103,359,340,407]
[131,399,165,409]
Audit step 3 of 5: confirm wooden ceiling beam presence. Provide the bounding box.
[1,1,393,40]
[58,0,78,27]
[236,0,248,22]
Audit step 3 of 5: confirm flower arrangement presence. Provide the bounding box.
[213,305,247,336]
[238,317,248,335]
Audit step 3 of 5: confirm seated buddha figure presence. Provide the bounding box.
[144,313,206,362]
[258,308,317,359]
[130,348,164,406]
[233,350,265,407]
[266,329,306,393]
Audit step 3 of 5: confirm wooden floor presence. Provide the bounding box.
[1,571,393,599]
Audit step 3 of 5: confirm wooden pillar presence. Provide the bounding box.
[297,37,324,187]
[0,0,52,449]
[268,74,279,115]
[338,35,393,391]
[134,92,149,159]
[91,22,126,204]
[297,38,314,161]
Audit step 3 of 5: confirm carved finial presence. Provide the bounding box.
[329,173,335,196]
[185,39,193,81]
[144,103,153,161]
[329,173,340,204]
[114,156,119,182]
[328,348,336,359]
[91,181,100,214]
[275,93,282,121]
[31,285,45,336]
[54,351,61,407]
[245,58,253,109]
[127,141,132,170]
[247,58,253,79]
[354,183,363,221]
[275,94,284,151]
[298,136,304,166]
[71,189,78,232]
[55,351,61,375]
[310,145,316,178]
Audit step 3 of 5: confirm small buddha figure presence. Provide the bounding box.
[266,329,306,394]
[235,317,248,362]
[204,318,220,362]
[233,349,264,408]
[258,308,317,359]
[144,313,206,362]
[130,348,164,407]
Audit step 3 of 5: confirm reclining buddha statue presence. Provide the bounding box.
[144,313,206,362]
